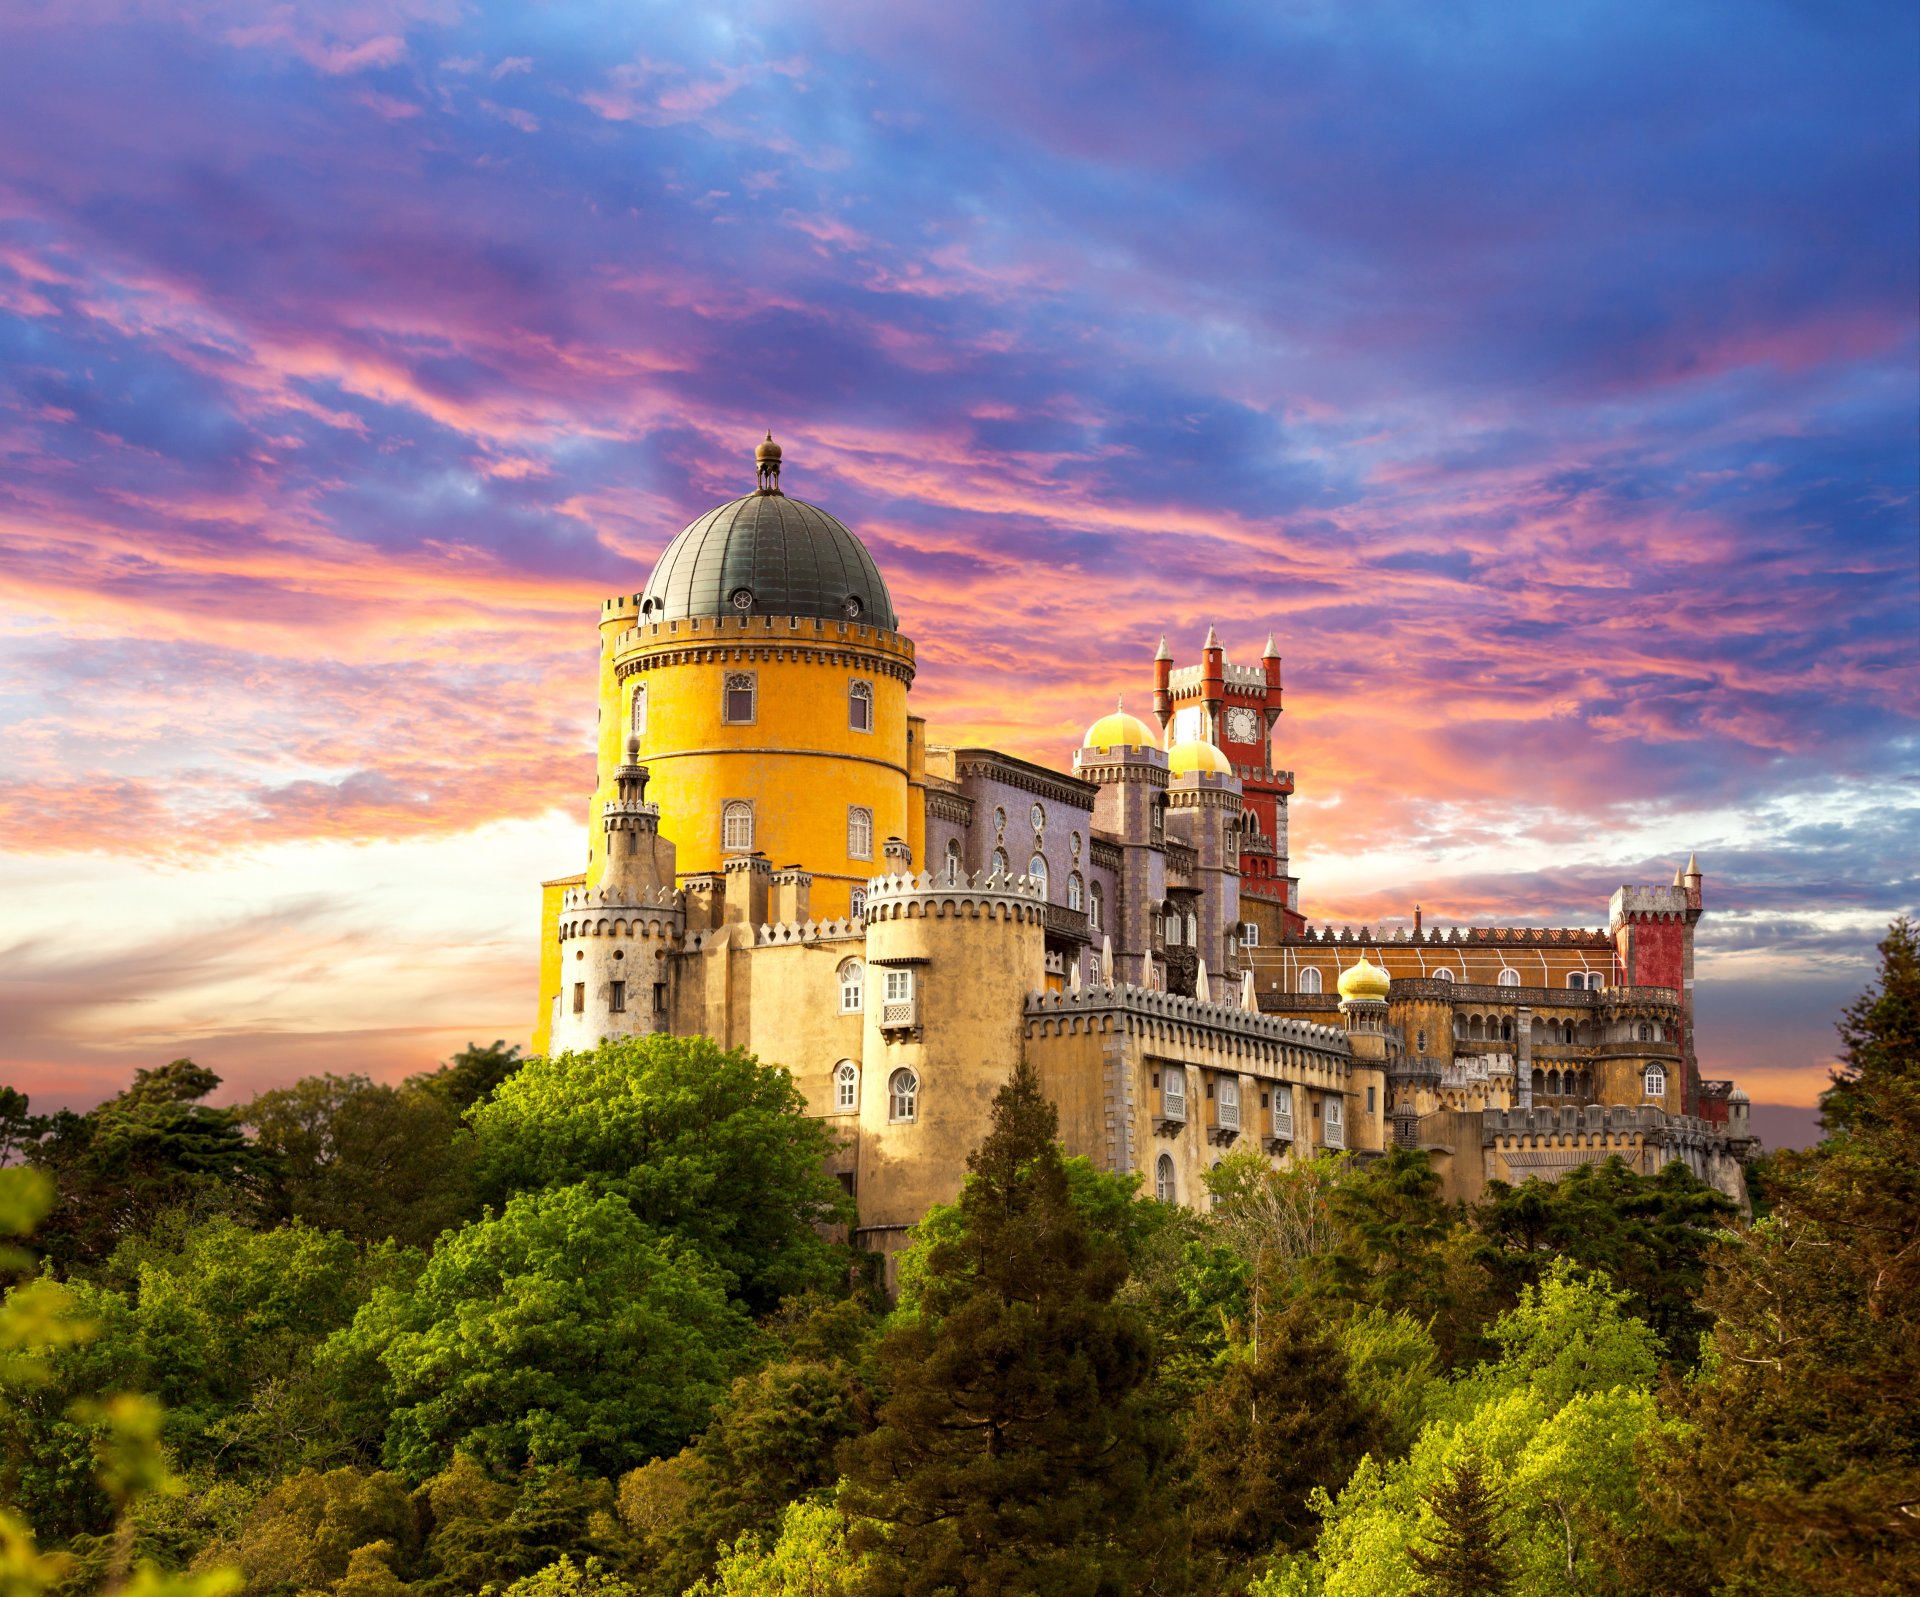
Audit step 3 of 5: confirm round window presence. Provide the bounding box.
[729,587,754,611]
[842,595,864,618]
[1030,803,1046,832]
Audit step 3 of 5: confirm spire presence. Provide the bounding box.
[1195,957,1211,1003]
[1673,865,1685,887]
[1203,622,1221,652]
[1684,850,1700,879]
[1263,631,1279,659]
[754,431,783,494]
[1154,634,1173,662]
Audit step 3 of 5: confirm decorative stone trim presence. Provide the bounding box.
[946,749,1100,811]
[861,867,1048,925]
[1296,923,1614,947]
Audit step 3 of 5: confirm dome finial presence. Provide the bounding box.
[755,431,783,495]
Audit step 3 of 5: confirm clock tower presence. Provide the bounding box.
[1152,628,1302,937]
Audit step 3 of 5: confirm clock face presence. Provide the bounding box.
[1225,706,1262,744]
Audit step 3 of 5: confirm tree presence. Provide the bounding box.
[688,1500,866,1597]
[839,1061,1168,1596]
[323,1182,750,1481]
[468,1035,852,1313]
[212,1465,420,1595]
[1474,1158,1734,1366]
[623,1299,874,1595]
[1408,1452,1514,1597]
[1631,918,1920,1596]
[26,1061,273,1268]
[242,1074,475,1248]
[414,1040,525,1115]
[1182,1298,1381,1581]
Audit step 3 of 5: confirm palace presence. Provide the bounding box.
[533,437,1755,1260]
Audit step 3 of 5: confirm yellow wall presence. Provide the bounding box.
[532,873,585,1055]
[593,615,917,920]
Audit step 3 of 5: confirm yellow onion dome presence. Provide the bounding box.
[1166,737,1232,777]
[1337,954,1392,1002]
[1083,705,1158,750]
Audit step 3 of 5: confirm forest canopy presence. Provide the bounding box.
[2,920,1916,1596]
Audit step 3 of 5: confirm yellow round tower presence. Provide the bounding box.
[588,437,916,919]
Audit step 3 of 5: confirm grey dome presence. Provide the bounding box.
[638,473,897,630]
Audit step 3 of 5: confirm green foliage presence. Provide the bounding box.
[1474,1157,1734,1365]
[840,1061,1168,1595]
[688,1500,864,1597]
[241,1074,475,1248]
[469,1035,852,1313]
[504,1555,641,1596]
[1182,1299,1382,1580]
[213,1465,419,1595]
[24,1061,274,1270]
[1334,1309,1439,1456]
[1407,1452,1514,1597]
[415,1039,526,1115]
[324,1182,750,1481]
[1629,917,1920,1596]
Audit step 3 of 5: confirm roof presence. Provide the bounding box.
[638,461,896,628]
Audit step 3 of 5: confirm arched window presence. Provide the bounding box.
[1638,1022,1652,1042]
[848,806,874,860]
[945,838,962,884]
[1644,1064,1666,1100]
[1567,971,1587,989]
[1433,968,1455,982]
[1155,1153,1176,1204]
[991,847,1009,876]
[1165,911,1181,946]
[1548,1070,1562,1096]
[1588,972,1605,990]
[848,678,874,733]
[1497,967,1520,986]
[630,683,647,736]
[1185,912,1198,945]
[1531,1069,1544,1096]
[1088,880,1103,931]
[723,671,756,724]
[722,801,754,851]
[850,887,866,917]
[833,1061,858,1111]
[1501,1019,1513,1041]
[1028,853,1049,897]
[888,1067,919,1123]
[1299,967,1323,994]
[1067,871,1084,912]
[838,959,864,1014]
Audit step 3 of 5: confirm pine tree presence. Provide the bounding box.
[840,1061,1167,1596]
[1408,1452,1514,1597]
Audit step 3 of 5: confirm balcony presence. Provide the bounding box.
[1209,1089,1241,1147]
[1045,904,1092,944]
[1265,1098,1294,1154]
[1321,1104,1346,1151]
[1154,1079,1188,1138]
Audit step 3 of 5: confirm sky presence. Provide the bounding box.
[1,1,1914,1137]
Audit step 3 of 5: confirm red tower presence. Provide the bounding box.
[1153,628,1303,935]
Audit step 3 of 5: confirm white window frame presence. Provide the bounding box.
[1066,871,1084,911]
[888,1067,918,1123]
[848,805,874,861]
[1433,968,1456,982]
[630,683,647,736]
[722,671,757,725]
[1217,1075,1240,1130]
[945,838,963,883]
[849,887,866,917]
[992,847,1009,876]
[1567,971,1588,989]
[1324,1096,1345,1147]
[1028,853,1049,898]
[1088,881,1103,931]
[838,958,864,1014]
[884,968,914,1005]
[1155,1153,1176,1204]
[1241,922,1260,948]
[833,1060,859,1111]
[722,800,754,851]
[848,678,874,733]
[1299,967,1322,994]
[1498,967,1520,986]
[1644,1064,1667,1100]
[1162,1067,1187,1119]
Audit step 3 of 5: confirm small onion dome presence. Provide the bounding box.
[1166,737,1232,777]
[1084,705,1157,749]
[1337,955,1392,1003]
[755,431,782,466]
[1728,1088,1750,1104]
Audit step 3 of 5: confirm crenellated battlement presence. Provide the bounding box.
[753,917,865,946]
[1299,923,1612,947]
[560,883,682,913]
[1025,983,1347,1052]
[861,867,1048,924]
